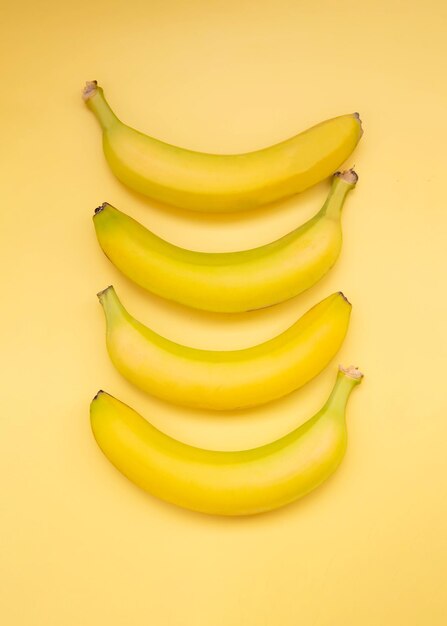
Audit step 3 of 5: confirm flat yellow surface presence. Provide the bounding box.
[1,1,446,624]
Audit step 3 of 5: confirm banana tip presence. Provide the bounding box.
[335,169,358,185]
[82,80,98,101]
[94,202,109,215]
[339,365,364,380]
[353,111,363,135]
[338,291,351,305]
[97,285,113,300]
[93,389,105,401]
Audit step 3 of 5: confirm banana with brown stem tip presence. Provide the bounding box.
[94,169,358,312]
[83,80,362,212]
[97,287,352,410]
[90,365,363,515]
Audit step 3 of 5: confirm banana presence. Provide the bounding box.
[97,287,351,410]
[90,365,363,515]
[93,170,357,313]
[83,80,362,212]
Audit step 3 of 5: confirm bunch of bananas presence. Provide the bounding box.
[84,80,364,516]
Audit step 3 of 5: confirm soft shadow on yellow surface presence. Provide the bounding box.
[1,0,447,625]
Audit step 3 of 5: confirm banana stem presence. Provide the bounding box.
[83,81,119,130]
[325,365,363,414]
[321,169,358,220]
[97,286,125,321]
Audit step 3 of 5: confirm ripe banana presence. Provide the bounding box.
[90,365,363,515]
[98,287,351,410]
[83,80,362,212]
[93,170,357,313]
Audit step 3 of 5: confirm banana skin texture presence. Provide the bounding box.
[83,81,362,212]
[93,170,358,313]
[98,287,351,410]
[90,366,363,516]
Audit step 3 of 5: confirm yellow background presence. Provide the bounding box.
[1,0,446,623]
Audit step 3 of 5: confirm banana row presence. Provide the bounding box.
[84,81,364,516]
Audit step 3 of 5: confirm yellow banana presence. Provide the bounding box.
[83,80,362,212]
[90,365,363,515]
[98,287,351,410]
[94,170,357,313]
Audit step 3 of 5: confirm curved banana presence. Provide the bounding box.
[98,287,351,410]
[90,365,363,515]
[94,170,357,313]
[83,81,362,212]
